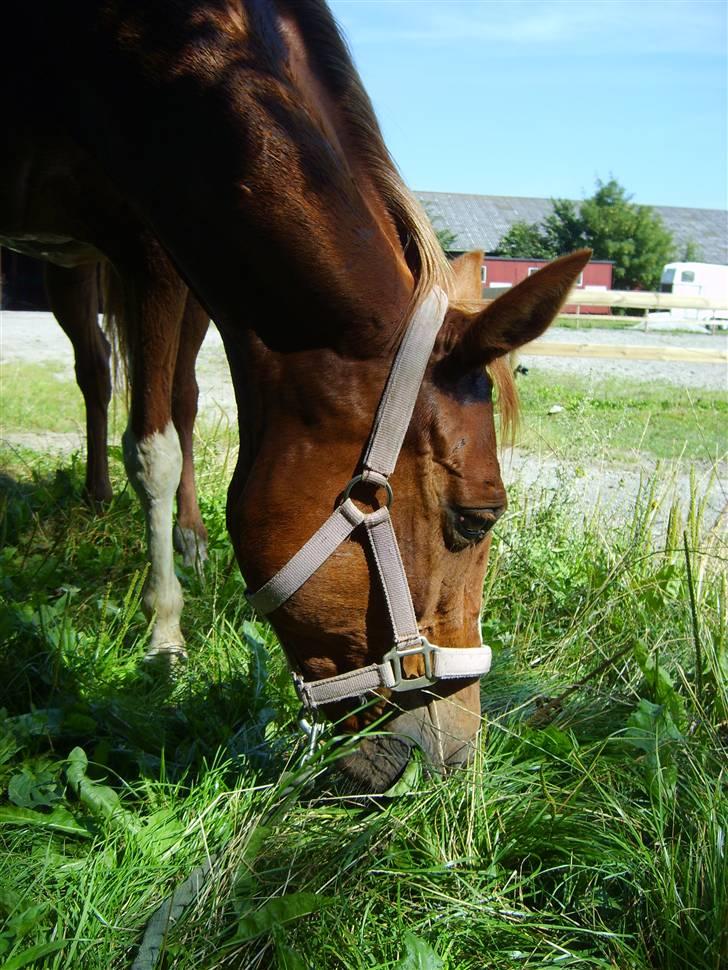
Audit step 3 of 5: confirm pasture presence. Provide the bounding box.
[0,326,726,969]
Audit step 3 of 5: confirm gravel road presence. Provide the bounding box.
[2,312,726,534]
[520,325,727,390]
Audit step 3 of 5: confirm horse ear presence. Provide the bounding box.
[447,249,592,368]
[449,251,483,302]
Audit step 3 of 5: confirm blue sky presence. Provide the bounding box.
[328,0,727,210]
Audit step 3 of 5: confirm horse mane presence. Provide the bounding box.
[281,3,519,441]
[282,0,452,312]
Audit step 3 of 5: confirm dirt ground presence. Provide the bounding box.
[521,325,728,390]
[2,312,727,533]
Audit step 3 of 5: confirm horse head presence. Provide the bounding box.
[230,248,590,792]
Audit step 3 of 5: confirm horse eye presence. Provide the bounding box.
[455,510,490,541]
[444,506,500,551]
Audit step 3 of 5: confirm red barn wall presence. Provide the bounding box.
[482,257,614,313]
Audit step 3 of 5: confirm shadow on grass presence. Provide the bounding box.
[0,464,295,795]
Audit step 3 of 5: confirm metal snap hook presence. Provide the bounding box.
[298,710,323,762]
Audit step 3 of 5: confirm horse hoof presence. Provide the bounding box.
[83,487,114,512]
[143,643,189,667]
[173,523,209,574]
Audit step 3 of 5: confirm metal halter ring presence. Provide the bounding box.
[341,474,393,509]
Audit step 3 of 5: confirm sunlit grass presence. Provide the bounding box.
[554,314,636,330]
[0,415,725,968]
[514,370,727,463]
[3,353,727,469]
[0,362,87,433]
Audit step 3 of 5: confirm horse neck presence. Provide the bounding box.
[43,0,416,351]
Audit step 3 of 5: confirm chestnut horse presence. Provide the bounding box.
[2,253,210,552]
[3,0,589,789]
[0,244,211,655]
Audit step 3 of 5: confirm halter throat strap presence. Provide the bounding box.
[246,287,492,709]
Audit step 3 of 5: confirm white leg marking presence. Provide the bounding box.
[123,422,186,659]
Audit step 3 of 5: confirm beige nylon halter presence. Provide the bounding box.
[246,287,492,711]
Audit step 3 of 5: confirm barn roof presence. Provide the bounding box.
[415,191,728,265]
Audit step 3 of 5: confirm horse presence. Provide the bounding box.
[1,252,210,561]
[3,0,589,790]
[0,246,210,656]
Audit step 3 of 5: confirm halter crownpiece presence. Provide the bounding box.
[246,287,492,709]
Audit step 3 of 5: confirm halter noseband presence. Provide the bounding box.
[246,287,492,712]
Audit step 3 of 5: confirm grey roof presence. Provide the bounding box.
[416,191,728,265]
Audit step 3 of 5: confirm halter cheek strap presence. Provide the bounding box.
[246,287,492,710]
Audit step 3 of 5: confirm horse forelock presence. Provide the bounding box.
[488,355,520,447]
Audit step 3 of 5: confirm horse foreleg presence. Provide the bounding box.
[123,420,186,660]
[117,261,187,661]
[172,292,210,574]
[44,262,113,506]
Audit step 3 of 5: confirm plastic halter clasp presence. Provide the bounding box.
[382,636,439,692]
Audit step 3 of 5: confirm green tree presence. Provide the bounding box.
[493,178,674,290]
[680,239,703,262]
[574,179,673,289]
[493,220,554,258]
[541,198,590,255]
[434,224,457,252]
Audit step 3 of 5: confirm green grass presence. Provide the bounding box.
[514,370,727,463]
[3,358,726,467]
[554,316,726,335]
[0,423,726,969]
[0,362,88,434]
[554,315,637,331]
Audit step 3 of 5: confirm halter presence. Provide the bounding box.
[246,287,492,716]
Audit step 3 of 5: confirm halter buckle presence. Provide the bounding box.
[383,636,438,692]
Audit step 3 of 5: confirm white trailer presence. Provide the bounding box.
[656,262,728,322]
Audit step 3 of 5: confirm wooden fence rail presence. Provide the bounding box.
[482,286,728,312]
[564,288,727,312]
[524,342,728,365]
[480,285,728,365]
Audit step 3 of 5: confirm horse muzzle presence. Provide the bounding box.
[332,680,482,793]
